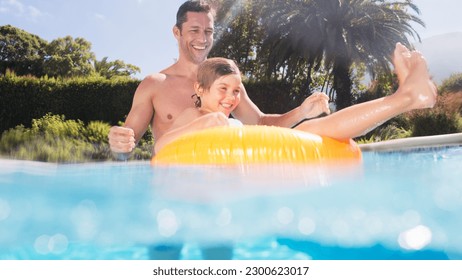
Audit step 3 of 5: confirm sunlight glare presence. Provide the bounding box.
[398,225,432,250]
[277,207,294,225]
[156,209,179,238]
[0,198,11,221]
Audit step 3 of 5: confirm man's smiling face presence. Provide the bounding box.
[176,11,214,64]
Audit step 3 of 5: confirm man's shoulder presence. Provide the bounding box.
[142,72,168,83]
[137,72,172,92]
[136,70,183,99]
[142,66,183,84]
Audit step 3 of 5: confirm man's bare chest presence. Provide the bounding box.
[153,84,196,122]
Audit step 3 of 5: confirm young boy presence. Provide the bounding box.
[154,43,437,154]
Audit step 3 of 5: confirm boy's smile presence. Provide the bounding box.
[201,74,242,117]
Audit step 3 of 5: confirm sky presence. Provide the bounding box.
[1,0,461,79]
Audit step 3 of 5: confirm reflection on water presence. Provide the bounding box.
[0,147,461,259]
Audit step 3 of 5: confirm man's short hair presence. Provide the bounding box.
[176,0,214,30]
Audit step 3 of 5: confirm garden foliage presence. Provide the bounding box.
[0,72,139,133]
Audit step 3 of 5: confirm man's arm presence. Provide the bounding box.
[232,85,330,127]
[108,76,156,159]
[123,77,156,143]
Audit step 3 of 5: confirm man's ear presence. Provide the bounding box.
[173,25,181,39]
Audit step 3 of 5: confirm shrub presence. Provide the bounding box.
[439,73,462,94]
[31,113,84,139]
[410,110,460,137]
[407,93,462,137]
[0,114,152,162]
[355,115,412,144]
[356,124,412,144]
[83,121,110,143]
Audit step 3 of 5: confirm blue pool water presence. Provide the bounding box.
[1,146,461,260]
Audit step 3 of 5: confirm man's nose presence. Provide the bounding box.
[197,31,208,43]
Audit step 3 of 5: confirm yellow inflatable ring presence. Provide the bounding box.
[151,125,361,165]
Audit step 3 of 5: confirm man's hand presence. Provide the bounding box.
[108,126,136,160]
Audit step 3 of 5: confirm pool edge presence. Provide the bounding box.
[359,133,462,152]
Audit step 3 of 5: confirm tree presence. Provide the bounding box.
[209,0,265,78]
[94,57,140,79]
[257,0,424,109]
[321,0,423,109]
[0,25,47,76]
[1,25,141,79]
[257,0,325,97]
[43,36,96,78]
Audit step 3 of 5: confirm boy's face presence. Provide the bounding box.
[175,11,214,64]
[201,74,242,117]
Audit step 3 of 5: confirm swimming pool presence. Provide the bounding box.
[1,136,461,260]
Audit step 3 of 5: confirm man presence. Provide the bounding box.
[108,0,329,159]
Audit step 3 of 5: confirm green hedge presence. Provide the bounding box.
[0,74,303,133]
[0,73,139,133]
[245,79,303,114]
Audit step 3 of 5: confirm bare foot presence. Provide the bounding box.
[396,50,437,110]
[393,42,412,84]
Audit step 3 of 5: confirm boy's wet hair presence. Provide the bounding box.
[197,58,240,91]
[176,0,214,30]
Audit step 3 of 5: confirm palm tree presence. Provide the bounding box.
[257,0,325,99]
[259,0,424,109]
[320,0,424,109]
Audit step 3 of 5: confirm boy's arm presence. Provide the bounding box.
[232,85,330,127]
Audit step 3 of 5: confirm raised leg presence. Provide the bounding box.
[294,43,437,139]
